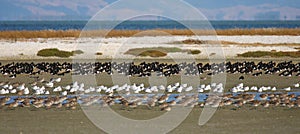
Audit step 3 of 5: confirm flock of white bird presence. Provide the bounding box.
[0,76,300,96]
[0,76,300,111]
[230,82,300,93]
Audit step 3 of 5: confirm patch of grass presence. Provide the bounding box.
[37,48,83,58]
[237,51,300,58]
[209,53,216,56]
[125,47,201,57]
[172,39,300,46]
[138,50,167,57]
[188,50,201,55]
[71,50,84,54]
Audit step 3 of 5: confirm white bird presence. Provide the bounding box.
[204,85,211,91]
[271,87,277,91]
[283,87,291,91]
[45,82,54,88]
[8,85,13,90]
[0,89,6,94]
[185,86,193,92]
[167,87,173,93]
[2,84,9,89]
[231,87,238,93]
[177,87,183,93]
[244,86,249,92]
[17,84,25,90]
[64,85,71,90]
[174,82,180,87]
[158,85,165,90]
[294,83,299,88]
[45,90,50,95]
[10,89,17,94]
[79,83,85,88]
[84,88,91,94]
[70,87,77,93]
[24,88,30,95]
[211,83,217,87]
[53,86,62,92]
[5,89,9,94]
[150,86,158,92]
[145,88,152,93]
[61,91,67,96]
[54,78,61,83]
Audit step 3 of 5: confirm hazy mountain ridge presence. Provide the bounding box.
[1,0,300,20]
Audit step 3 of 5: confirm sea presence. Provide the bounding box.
[0,20,299,31]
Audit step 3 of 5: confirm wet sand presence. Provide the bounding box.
[0,106,299,134]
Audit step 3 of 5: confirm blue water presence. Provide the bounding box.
[0,21,299,31]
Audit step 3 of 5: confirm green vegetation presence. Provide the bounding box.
[37,48,83,58]
[237,51,300,58]
[138,50,167,57]
[188,50,201,55]
[172,39,300,46]
[125,47,201,57]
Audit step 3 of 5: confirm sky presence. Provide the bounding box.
[1,0,300,20]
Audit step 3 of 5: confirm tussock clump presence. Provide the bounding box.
[237,51,300,58]
[37,48,83,58]
[138,50,167,57]
[125,47,201,57]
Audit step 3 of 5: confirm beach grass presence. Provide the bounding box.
[37,48,83,58]
[172,39,300,46]
[237,50,300,58]
[0,28,299,39]
[124,47,201,57]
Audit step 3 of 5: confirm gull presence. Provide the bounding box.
[0,89,6,95]
[10,89,17,94]
[45,91,50,95]
[283,87,291,91]
[61,91,68,96]
[177,86,183,93]
[294,83,299,88]
[174,82,180,87]
[52,77,61,83]
[17,83,25,90]
[45,82,54,88]
[24,88,30,95]
[53,86,62,92]
[64,85,71,90]
[185,86,193,92]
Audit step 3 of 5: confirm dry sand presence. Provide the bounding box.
[0,35,299,59]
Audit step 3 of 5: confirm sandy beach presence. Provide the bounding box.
[0,35,299,60]
[0,34,299,134]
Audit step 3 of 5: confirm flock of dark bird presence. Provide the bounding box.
[0,61,299,78]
